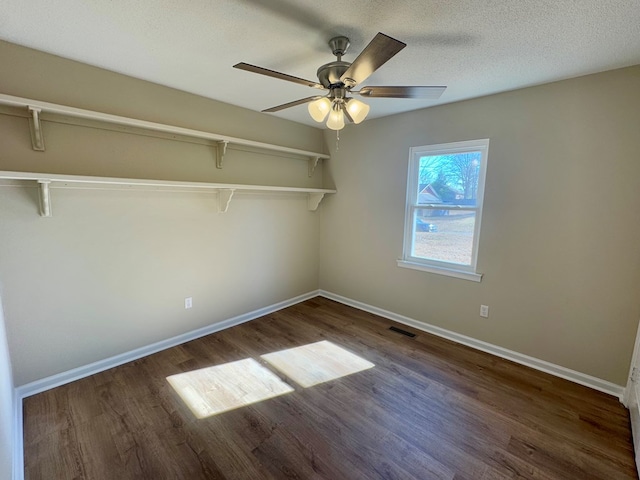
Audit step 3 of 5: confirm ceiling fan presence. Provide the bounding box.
[234,32,447,130]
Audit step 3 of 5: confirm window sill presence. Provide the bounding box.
[397,260,483,282]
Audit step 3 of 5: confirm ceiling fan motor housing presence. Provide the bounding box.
[317,61,351,89]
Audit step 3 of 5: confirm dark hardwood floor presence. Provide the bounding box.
[23,297,637,479]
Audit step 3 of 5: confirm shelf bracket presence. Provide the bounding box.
[216,140,228,169]
[218,188,235,213]
[308,156,320,177]
[307,192,325,211]
[28,107,45,151]
[38,180,52,217]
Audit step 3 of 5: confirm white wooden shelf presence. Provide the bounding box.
[0,171,336,216]
[0,93,330,176]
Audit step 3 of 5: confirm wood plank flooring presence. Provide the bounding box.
[23,297,637,479]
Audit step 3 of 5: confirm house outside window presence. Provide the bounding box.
[398,139,489,282]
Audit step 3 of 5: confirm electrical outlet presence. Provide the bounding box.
[480,305,489,318]
[185,297,193,309]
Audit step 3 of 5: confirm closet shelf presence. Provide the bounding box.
[0,93,330,176]
[0,171,336,216]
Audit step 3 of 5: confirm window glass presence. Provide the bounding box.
[401,139,489,278]
[417,152,482,207]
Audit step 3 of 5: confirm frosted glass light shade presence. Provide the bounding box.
[308,97,331,122]
[346,98,370,124]
[326,107,345,130]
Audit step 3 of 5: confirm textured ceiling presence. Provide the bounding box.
[1,0,639,128]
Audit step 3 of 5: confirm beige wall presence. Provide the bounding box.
[2,38,639,390]
[320,66,640,386]
[0,41,325,386]
[1,187,320,386]
[0,41,323,157]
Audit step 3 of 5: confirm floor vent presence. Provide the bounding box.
[389,326,416,338]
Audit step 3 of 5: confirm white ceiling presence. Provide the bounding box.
[1,0,639,128]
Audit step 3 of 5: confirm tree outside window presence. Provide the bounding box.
[400,139,489,281]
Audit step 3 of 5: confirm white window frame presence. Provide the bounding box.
[398,138,489,282]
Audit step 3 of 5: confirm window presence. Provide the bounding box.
[398,139,489,282]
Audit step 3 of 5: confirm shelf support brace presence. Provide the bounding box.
[216,140,228,169]
[38,180,52,217]
[307,192,325,211]
[28,107,45,151]
[308,156,321,177]
[218,188,235,213]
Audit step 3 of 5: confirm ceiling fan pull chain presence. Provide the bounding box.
[336,129,340,151]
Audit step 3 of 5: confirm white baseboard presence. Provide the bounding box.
[16,290,320,399]
[12,288,626,480]
[319,290,625,400]
[12,290,320,480]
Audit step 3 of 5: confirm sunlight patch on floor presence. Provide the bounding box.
[166,358,294,419]
[261,340,375,388]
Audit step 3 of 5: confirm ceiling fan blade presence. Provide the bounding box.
[358,86,447,99]
[340,33,406,87]
[234,63,325,89]
[262,96,324,113]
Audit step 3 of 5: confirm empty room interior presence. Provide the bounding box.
[1,1,640,479]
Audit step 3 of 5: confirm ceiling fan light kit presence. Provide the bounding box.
[234,32,447,131]
[326,103,346,131]
[308,97,332,122]
[308,95,370,130]
[345,98,370,124]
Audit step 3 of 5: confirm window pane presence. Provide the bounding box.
[412,210,476,265]
[417,152,482,207]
